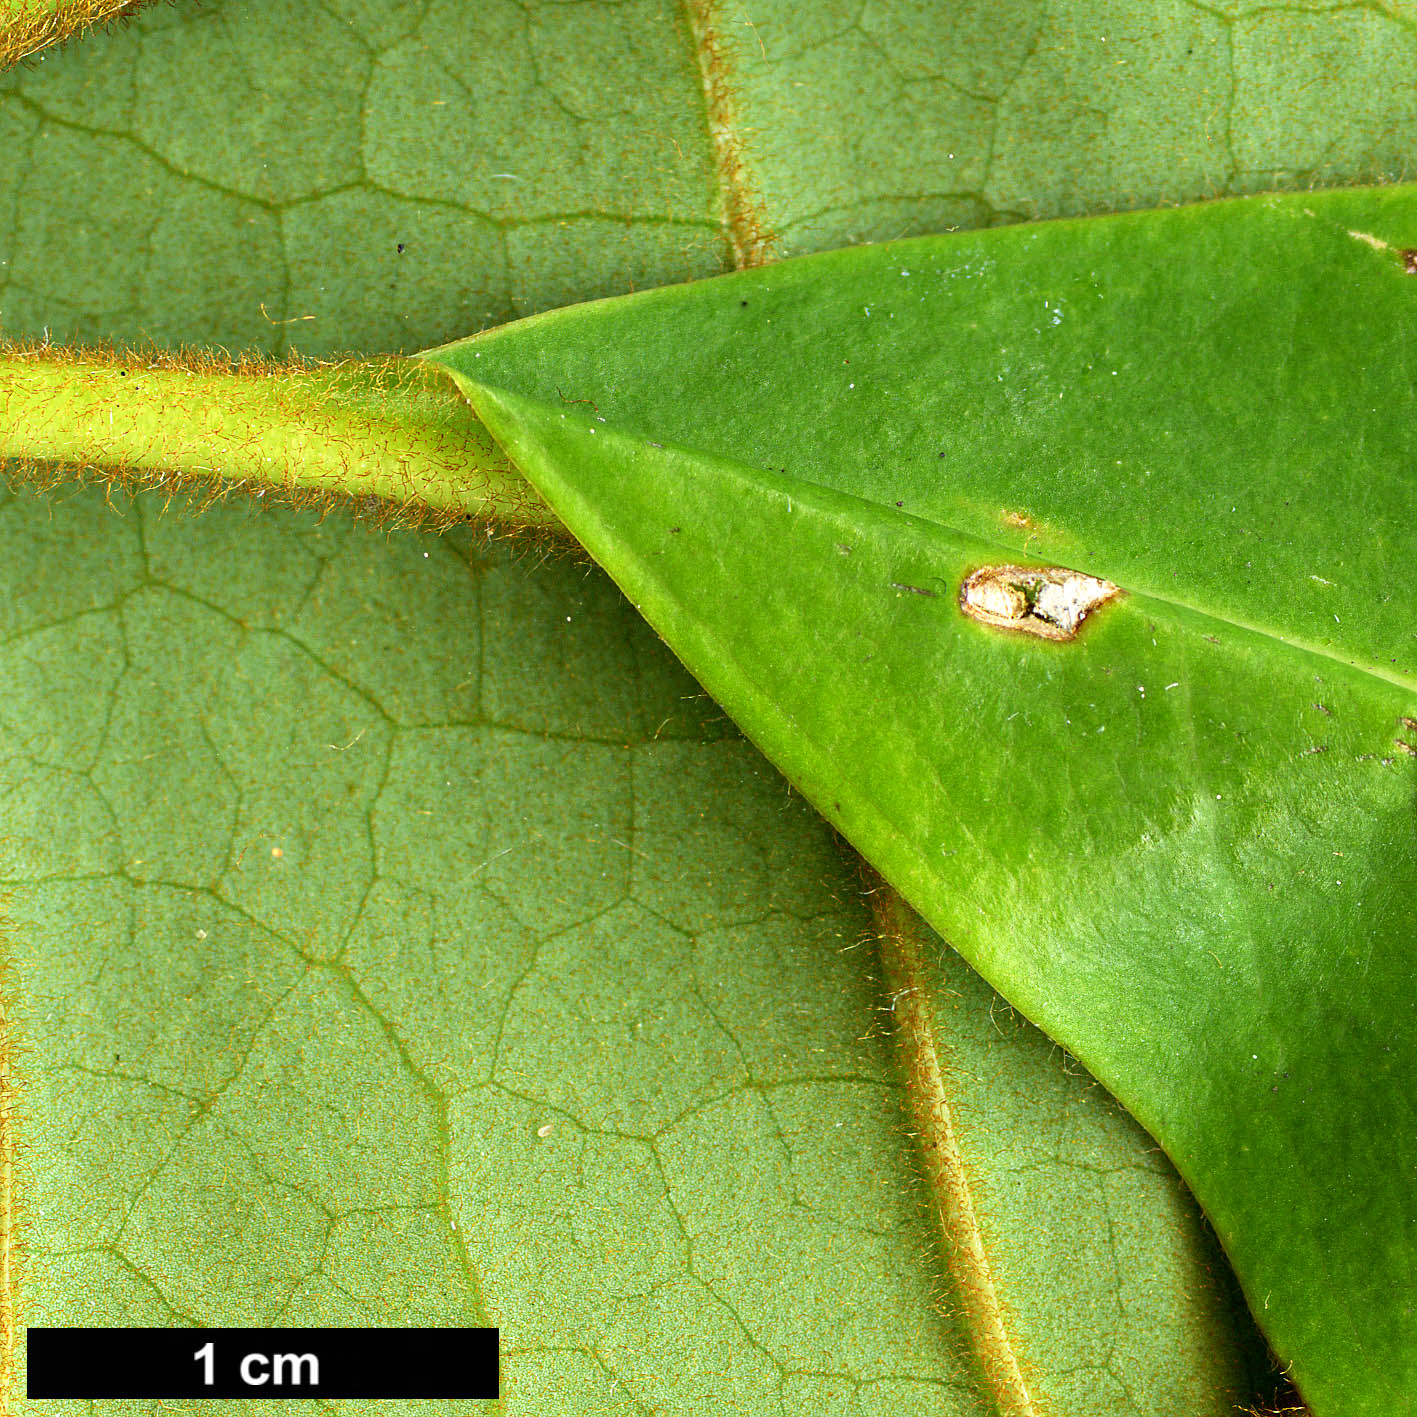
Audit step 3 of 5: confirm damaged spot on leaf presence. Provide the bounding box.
[1397,717,1417,755]
[959,565,1120,641]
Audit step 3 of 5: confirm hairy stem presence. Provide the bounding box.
[0,0,163,68]
[1,341,557,532]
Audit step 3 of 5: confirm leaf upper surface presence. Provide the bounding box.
[432,185,1417,683]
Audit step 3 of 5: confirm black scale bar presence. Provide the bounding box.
[27,1327,499,1399]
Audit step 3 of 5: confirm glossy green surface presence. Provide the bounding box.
[427,185,1417,1414]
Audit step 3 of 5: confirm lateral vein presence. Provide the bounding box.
[874,884,1043,1417]
[682,0,776,269]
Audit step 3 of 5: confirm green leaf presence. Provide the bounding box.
[0,0,729,354]
[0,482,1256,1416]
[6,0,1415,354]
[5,1,1417,1412]
[424,183,1417,1414]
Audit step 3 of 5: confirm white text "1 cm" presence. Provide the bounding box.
[194,1341,320,1387]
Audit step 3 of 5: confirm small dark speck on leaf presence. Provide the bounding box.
[669,526,681,534]
[740,299,749,307]
[397,242,406,254]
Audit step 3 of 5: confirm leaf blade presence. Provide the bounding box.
[426,185,1417,1414]
[429,184,1417,682]
[0,477,1260,1415]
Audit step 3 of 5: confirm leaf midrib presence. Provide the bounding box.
[874,886,1043,1417]
[451,379,1417,709]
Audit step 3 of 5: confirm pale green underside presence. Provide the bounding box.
[5,0,1417,353]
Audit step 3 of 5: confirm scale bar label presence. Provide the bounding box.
[27,1327,499,1399]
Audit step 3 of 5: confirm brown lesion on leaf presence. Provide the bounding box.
[0,0,167,71]
[1396,717,1417,756]
[959,564,1120,641]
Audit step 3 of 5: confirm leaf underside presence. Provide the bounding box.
[426,184,1417,1416]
